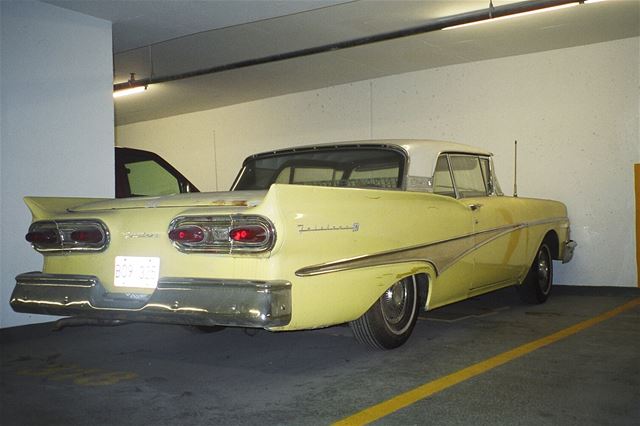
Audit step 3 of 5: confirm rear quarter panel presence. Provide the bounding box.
[264,184,474,329]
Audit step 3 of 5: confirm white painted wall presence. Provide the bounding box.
[1,1,114,328]
[117,37,640,287]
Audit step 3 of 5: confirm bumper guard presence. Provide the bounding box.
[562,240,577,264]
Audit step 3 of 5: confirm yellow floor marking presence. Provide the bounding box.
[334,298,640,426]
[635,163,640,287]
[16,363,138,386]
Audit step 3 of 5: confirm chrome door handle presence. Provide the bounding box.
[468,203,483,211]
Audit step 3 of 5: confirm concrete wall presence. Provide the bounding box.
[117,37,639,287]
[1,1,114,328]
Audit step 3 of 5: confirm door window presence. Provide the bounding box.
[449,155,488,198]
[432,156,455,197]
[479,157,492,194]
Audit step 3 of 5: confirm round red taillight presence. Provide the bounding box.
[169,226,205,243]
[230,226,267,243]
[26,230,59,244]
[70,229,104,243]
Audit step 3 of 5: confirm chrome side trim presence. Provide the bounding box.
[296,216,571,277]
[525,216,569,228]
[295,224,524,277]
[15,272,98,287]
[11,272,291,328]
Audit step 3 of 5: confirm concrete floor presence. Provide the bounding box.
[1,285,638,426]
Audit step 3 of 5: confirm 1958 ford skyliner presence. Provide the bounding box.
[11,140,576,349]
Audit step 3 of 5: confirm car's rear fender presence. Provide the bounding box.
[271,261,434,330]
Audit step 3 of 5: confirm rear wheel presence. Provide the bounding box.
[350,276,419,350]
[517,242,553,304]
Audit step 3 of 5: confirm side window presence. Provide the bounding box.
[432,156,455,197]
[479,157,492,194]
[126,160,181,196]
[449,155,488,198]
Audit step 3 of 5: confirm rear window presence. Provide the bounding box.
[233,147,405,191]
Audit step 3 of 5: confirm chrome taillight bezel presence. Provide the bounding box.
[26,220,110,253]
[168,215,276,254]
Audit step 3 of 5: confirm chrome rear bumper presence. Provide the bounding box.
[11,272,291,328]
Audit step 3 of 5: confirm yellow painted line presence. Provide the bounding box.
[16,363,138,386]
[334,298,640,426]
[635,163,640,287]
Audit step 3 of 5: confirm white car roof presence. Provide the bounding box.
[381,139,492,178]
[391,140,501,194]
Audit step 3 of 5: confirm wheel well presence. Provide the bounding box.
[543,231,560,260]
[415,273,429,311]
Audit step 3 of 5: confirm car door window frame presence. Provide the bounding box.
[433,153,498,199]
[432,155,457,198]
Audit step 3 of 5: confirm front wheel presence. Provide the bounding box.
[517,242,553,304]
[349,276,419,350]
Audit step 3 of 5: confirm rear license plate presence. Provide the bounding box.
[114,256,160,289]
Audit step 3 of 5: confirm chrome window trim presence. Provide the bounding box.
[398,145,409,191]
[231,143,409,191]
[431,154,458,198]
[431,152,503,199]
[446,154,459,199]
[488,157,503,196]
[447,153,488,199]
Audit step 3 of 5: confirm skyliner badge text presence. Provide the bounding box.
[297,223,360,233]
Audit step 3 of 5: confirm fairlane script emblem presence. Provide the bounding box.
[298,223,360,233]
[122,232,160,239]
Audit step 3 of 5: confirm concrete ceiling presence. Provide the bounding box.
[44,0,639,126]
[44,0,353,52]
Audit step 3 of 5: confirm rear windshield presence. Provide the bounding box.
[233,147,405,191]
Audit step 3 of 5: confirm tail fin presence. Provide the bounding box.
[24,197,107,221]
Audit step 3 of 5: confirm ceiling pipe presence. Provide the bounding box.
[113,0,583,93]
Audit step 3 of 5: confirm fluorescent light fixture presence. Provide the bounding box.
[442,2,579,31]
[113,85,147,98]
[584,0,607,4]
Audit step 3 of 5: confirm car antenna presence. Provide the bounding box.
[513,140,518,198]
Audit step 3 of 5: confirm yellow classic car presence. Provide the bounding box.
[11,140,575,349]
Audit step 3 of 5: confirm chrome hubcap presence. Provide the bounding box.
[537,248,551,294]
[381,280,409,326]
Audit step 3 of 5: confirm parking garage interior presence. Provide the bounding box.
[1,1,639,425]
